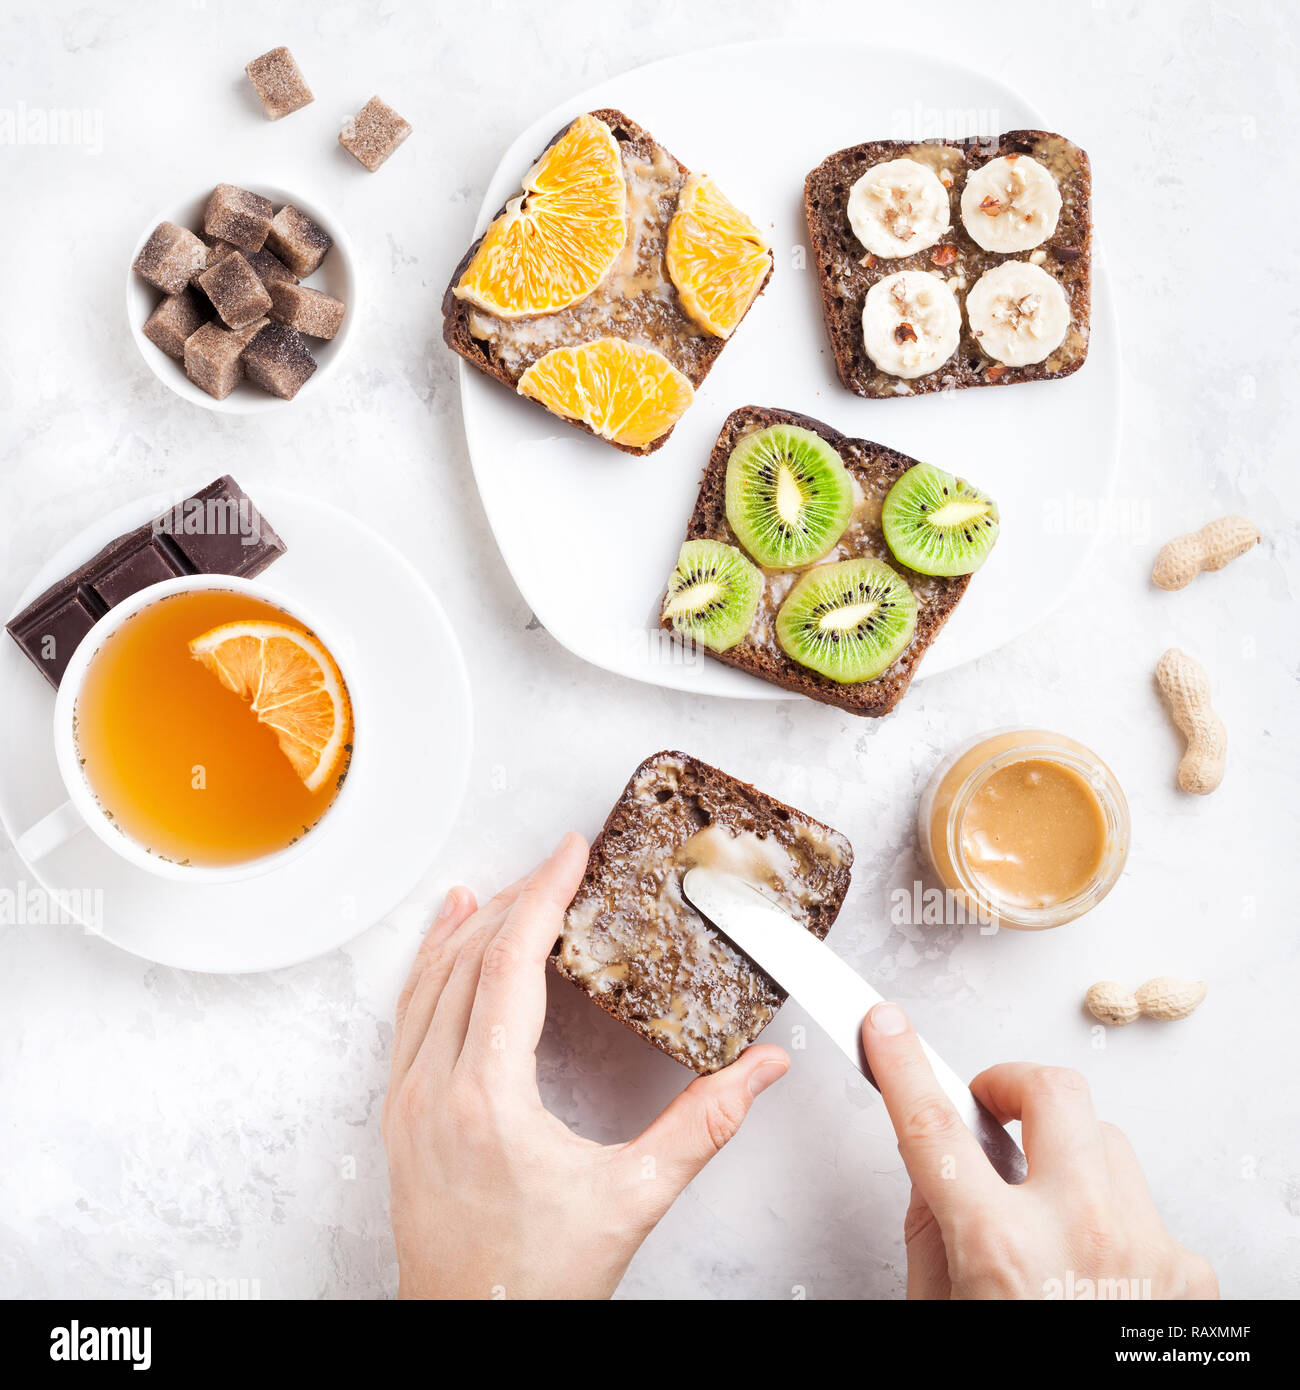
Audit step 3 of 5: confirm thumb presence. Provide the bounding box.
[621,1045,789,1215]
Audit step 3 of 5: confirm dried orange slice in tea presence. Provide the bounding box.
[666,174,770,338]
[454,114,627,319]
[517,337,695,450]
[189,621,351,793]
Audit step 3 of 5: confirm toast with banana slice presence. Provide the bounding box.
[804,130,1091,398]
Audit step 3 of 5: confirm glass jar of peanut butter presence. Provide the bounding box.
[918,729,1130,931]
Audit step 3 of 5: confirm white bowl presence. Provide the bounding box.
[126,182,358,414]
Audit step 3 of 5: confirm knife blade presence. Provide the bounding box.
[682,865,1028,1185]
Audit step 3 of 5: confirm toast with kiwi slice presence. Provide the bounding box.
[660,406,995,716]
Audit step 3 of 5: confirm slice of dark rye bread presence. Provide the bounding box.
[441,107,773,455]
[662,406,971,716]
[553,751,853,1075]
[804,130,1091,398]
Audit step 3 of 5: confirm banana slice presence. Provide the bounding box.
[966,261,1070,366]
[846,158,952,259]
[960,154,1061,252]
[862,270,961,379]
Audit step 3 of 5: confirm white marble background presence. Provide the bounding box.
[1,0,1297,1300]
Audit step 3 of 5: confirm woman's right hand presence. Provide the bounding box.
[861,1001,1219,1301]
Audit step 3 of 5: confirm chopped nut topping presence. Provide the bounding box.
[979,194,1002,215]
[930,244,957,266]
[870,180,921,241]
[894,322,918,344]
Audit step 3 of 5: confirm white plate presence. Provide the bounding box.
[0,485,472,973]
[127,182,358,415]
[457,40,1120,699]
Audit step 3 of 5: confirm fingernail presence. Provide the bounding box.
[553,830,579,857]
[870,1002,909,1036]
[748,1060,787,1097]
[436,888,460,922]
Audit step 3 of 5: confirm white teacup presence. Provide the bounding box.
[17,574,360,884]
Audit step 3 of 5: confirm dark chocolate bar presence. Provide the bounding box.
[6,477,286,688]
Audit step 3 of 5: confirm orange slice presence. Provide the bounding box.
[666,174,770,338]
[189,621,351,793]
[454,114,627,319]
[517,338,695,450]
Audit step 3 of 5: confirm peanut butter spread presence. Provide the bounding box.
[558,753,851,1073]
[962,758,1107,909]
[467,135,715,380]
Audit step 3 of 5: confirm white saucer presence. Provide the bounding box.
[0,484,472,973]
[458,39,1120,699]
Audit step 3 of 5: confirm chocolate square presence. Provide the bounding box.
[12,592,104,688]
[91,542,187,607]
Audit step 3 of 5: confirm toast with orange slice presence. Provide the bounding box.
[442,109,772,455]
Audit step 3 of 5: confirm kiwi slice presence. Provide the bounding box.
[662,539,762,652]
[725,424,854,569]
[882,463,1000,576]
[775,557,917,683]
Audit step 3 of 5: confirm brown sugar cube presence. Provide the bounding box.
[142,288,209,360]
[203,183,274,252]
[265,205,332,277]
[245,246,298,288]
[242,322,317,400]
[183,318,267,401]
[339,96,412,171]
[267,282,346,340]
[133,221,207,295]
[198,251,273,329]
[244,47,314,120]
[190,238,236,287]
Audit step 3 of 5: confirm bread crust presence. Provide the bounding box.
[553,750,853,1074]
[660,405,970,716]
[804,130,1091,398]
[442,108,773,454]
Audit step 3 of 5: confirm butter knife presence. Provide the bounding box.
[682,866,1028,1185]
